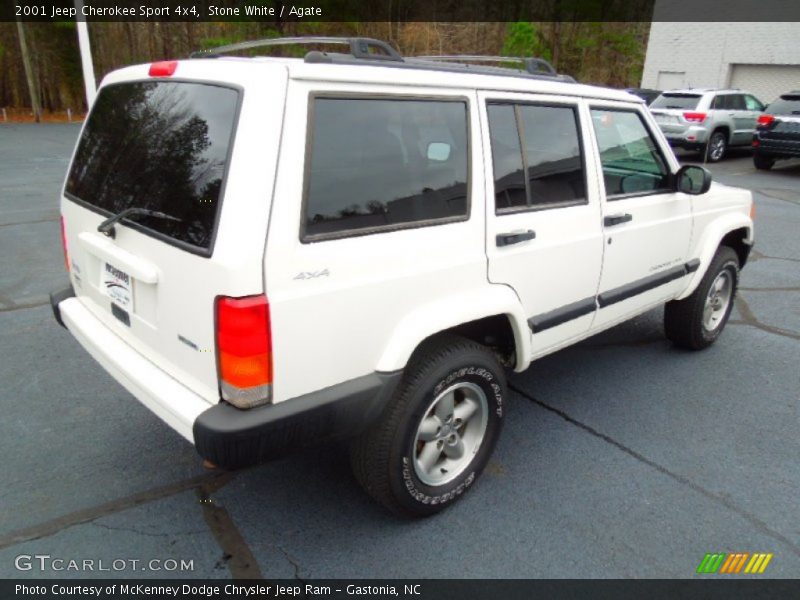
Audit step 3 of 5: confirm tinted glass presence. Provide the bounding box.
[304,98,468,237]
[650,93,701,109]
[728,94,747,110]
[66,81,239,251]
[518,104,585,206]
[767,95,800,115]
[590,109,670,196]
[487,104,527,210]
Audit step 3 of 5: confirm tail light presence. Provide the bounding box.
[215,294,272,409]
[757,114,775,127]
[149,60,178,77]
[750,200,756,221]
[752,138,760,147]
[60,216,70,271]
[683,112,707,123]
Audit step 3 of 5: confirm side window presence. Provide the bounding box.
[303,97,469,239]
[729,94,747,110]
[518,105,586,207]
[487,104,527,210]
[712,95,725,110]
[590,108,671,197]
[487,102,586,212]
[744,95,764,111]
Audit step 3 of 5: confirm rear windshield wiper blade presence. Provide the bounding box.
[98,207,182,238]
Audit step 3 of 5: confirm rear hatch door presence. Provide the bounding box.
[61,60,288,403]
[649,93,703,132]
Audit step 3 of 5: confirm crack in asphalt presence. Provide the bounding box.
[739,286,800,292]
[0,471,231,551]
[197,474,264,580]
[749,248,800,264]
[508,383,800,559]
[92,521,206,539]
[730,294,800,341]
[0,299,50,312]
[277,546,305,581]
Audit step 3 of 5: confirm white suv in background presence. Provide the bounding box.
[650,89,766,161]
[51,38,754,517]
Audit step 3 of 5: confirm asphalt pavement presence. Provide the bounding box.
[0,125,798,579]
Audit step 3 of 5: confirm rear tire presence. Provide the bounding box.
[350,334,506,517]
[664,246,739,350]
[705,130,728,162]
[753,153,775,170]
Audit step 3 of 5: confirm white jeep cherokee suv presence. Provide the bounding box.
[50,38,754,517]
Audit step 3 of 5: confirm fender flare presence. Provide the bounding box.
[375,285,532,374]
[676,214,753,300]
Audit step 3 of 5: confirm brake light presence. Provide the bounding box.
[60,216,69,271]
[683,112,707,123]
[757,114,775,127]
[148,61,178,77]
[215,294,272,409]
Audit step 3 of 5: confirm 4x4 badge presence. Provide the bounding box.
[294,269,330,280]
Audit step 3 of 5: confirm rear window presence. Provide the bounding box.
[767,95,800,115]
[65,81,240,253]
[303,97,469,240]
[650,93,701,110]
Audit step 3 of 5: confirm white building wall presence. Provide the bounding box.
[641,22,800,93]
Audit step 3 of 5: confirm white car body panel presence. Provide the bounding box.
[54,54,754,455]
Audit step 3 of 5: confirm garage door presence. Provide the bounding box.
[729,64,800,105]
[656,71,686,90]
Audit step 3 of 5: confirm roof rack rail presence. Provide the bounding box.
[190,36,403,62]
[414,55,558,76]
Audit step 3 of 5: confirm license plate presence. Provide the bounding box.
[655,115,675,124]
[102,262,133,311]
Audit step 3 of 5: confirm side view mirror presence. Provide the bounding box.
[427,142,451,162]
[675,164,712,195]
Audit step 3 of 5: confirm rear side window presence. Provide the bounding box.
[65,81,240,253]
[650,93,701,110]
[767,95,800,115]
[303,97,469,240]
[590,109,670,197]
[744,95,765,111]
[488,102,586,212]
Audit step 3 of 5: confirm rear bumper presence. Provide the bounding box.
[661,125,710,149]
[52,288,211,442]
[51,286,402,468]
[755,138,800,158]
[194,371,402,469]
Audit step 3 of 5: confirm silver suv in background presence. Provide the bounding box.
[650,89,765,162]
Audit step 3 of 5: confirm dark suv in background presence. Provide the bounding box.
[753,91,800,170]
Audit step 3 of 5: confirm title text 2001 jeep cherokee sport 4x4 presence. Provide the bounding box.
[50,38,754,517]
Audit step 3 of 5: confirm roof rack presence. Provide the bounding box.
[189,36,575,84]
[190,36,402,62]
[414,55,557,76]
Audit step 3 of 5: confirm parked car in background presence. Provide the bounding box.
[624,88,661,105]
[752,91,800,170]
[650,89,765,162]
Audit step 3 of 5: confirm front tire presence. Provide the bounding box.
[705,130,728,162]
[753,153,775,170]
[664,246,739,350]
[350,334,506,517]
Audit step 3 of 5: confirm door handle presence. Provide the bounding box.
[604,213,632,227]
[496,230,536,247]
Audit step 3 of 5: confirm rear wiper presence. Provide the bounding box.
[98,207,182,239]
